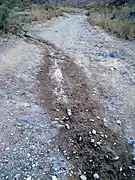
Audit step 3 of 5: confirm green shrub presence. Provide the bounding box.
[0,5,10,29]
[0,0,26,31]
[87,4,135,39]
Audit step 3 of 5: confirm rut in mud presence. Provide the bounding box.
[0,13,135,180]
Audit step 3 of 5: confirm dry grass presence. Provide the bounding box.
[87,4,135,39]
[29,4,82,21]
[5,4,82,33]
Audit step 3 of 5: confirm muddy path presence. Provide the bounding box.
[0,13,135,180]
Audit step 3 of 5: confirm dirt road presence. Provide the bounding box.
[31,13,135,139]
[0,13,135,179]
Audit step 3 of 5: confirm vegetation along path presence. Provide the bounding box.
[0,13,135,179]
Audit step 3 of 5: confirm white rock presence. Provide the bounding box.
[80,174,87,180]
[91,139,95,143]
[89,159,93,163]
[100,134,104,138]
[67,109,72,116]
[120,167,123,172]
[110,67,116,71]
[113,156,119,160]
[129,166,134,170]
[96,116,100,119]
[93,173,99,179]
[88,131,91,135]
[104,135,108,139]
[73,150,77,154]
[92,129,97,135]
[65,124,70,130]
[26,176,32,180]
[51,176,58,180]
[97,141,101,146]
[63,150,67,155]
[5,147,10,151]
[61,116,66,121]
[116,120,121,125]
[79,136,82,142]
[54,117,60,121]
[52,121,58,125]
[14,174,20,179]
[27,153,31,157]
[56,124,65,129]
[90,119,95,122]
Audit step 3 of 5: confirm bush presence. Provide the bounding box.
[0,0,26,30]
[0,5,10,29]
[87,3,135,39]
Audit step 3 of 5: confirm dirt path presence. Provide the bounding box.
[0,36,72,179]
[31,13,135,140]
[0,13,135,180]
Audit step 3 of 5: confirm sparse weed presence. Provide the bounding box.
[87,3,135,39]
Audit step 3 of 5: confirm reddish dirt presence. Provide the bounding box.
[36,42,134,180]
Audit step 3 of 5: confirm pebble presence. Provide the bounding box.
[56,124,65,129]
[113,156,119,161]
[51,175,58,180]
[90,139,95,143]
[79,136,83,142]
[104,135,108,139]
[96,116,100,120]
[93,173,100,179]
[116,120,121,125]
[73,150,77,154]
[100,134,104,138]
[63,150,67,156]
[54,117,60,121]
[89,131,91,135]
[27,153,31,157]
[80,174,87,180]
[129,166,134,170]
[52,121,58,125]
[67,109,72,116]
[65,124,70,130]
[89,159,93,163]
[14,174,20,179]
[61,116,66,121]
[120,167,123,172]
[92,129,97,135]
[5,147,10,151]
[110,67,116,71]
[26,176,32,180]
[97,141,101,146]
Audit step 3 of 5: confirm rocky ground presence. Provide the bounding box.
[0,13,135,180]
